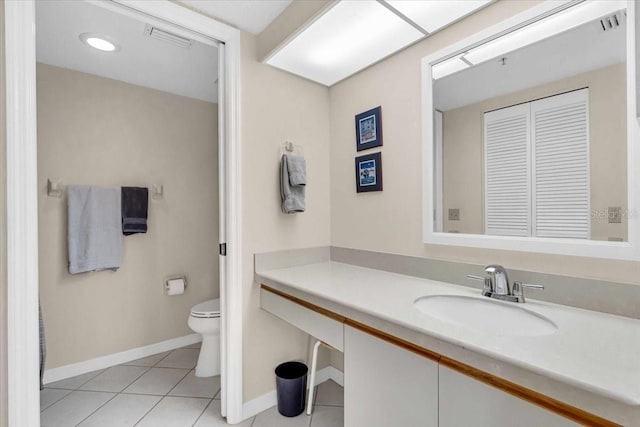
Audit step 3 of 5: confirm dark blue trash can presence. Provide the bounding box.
[275,361,308,417]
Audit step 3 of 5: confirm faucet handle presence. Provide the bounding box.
[512,281,544,302]
[466,274,493,294]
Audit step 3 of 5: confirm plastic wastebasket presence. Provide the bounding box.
[275,361,308,417]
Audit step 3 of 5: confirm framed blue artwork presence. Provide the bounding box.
[355,106,382,151]
[355,152,382,193]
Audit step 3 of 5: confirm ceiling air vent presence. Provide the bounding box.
[144,24,193,48]
[599,12,624,32]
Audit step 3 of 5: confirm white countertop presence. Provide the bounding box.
[257,261,640,406]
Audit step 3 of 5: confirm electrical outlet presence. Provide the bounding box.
[608,207,622,223]
[448,208,460,221]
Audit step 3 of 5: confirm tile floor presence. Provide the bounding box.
[41,343,344,427]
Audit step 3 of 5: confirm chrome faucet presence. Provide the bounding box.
[484,264,510,295]
[466,265,544,303]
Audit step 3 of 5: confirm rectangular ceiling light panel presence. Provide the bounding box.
[144,24,194,49]
[267,1,424,86]
[463,0,626,66]
[387,0,493,33]
[431,54,469,80]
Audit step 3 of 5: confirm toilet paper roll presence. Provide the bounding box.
[166,278,185,296]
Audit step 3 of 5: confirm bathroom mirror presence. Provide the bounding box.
[422,0,640,260]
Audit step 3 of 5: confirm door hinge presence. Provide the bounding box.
[219,243,227,256]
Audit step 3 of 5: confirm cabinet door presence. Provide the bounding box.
[344,326,438,427]
[439,365,579,427]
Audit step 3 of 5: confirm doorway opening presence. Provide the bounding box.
[4,1,242,425]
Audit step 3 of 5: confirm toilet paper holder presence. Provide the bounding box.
[165,276,187,295]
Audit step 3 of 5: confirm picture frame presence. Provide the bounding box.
[355,152,383,193]
[355,106,382,151]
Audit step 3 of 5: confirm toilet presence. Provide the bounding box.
[188,299,221,377]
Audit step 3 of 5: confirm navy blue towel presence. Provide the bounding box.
[121,187,148,235]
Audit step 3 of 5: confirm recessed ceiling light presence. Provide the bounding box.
[79,33,120,52]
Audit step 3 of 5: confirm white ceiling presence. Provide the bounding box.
[434,12,627,111]
[177,0,293,34]
[36,0,219,103]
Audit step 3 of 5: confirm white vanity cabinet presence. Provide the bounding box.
[260,284,618,426]
[344,325,438,427]
[438,365,579,427]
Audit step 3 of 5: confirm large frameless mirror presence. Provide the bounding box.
[422,0,640,260]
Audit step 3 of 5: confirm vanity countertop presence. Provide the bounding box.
[256,261,640,406]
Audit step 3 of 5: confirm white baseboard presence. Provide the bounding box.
[325,366,344,387]
[242,389,277,420]
[241,366,344,420]
[43,333,202,384]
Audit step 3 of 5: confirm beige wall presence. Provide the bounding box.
[329,0,640,286]
[442,63,628,241]
[37,64,219,369]
[240,32,331,400]
[0,0,7,425]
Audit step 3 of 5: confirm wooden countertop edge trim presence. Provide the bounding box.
[261,284,346,323]
[438,356,620,427]
[343,317,441,362]
[260,284,620,427]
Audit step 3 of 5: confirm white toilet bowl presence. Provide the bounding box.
[188,299,221,377]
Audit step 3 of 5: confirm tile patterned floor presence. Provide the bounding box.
[41,344,343,426]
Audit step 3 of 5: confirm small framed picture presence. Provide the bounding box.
[355,106,382,151]
[355,152,383,193]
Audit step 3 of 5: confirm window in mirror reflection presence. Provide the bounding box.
[432,5,627,242]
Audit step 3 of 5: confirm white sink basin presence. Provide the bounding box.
[414,295,557,337]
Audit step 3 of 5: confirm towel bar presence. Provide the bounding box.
[46,179,164,200]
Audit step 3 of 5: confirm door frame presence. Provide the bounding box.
[3,0,244,424]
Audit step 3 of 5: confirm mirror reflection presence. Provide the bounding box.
[432,4,628,242]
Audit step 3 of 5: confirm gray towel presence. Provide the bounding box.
[286,154,306,186]
[281,155,305,214]
[68,185,123,274]
[39,302,46,390]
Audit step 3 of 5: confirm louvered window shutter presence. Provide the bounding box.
[484,104,531,236]
[531,89,590,239]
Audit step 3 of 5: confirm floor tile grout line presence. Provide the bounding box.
[149,365,197,370]
[153,349,175,367]
[44,367,105,392]
[39,388,73,412]
[134,396,212,426]
[133,394,166,427]
[116,391,174,397]
[165,367,195,397]
[79,365,153,394]
[190,397,214,427]
[212,385,221,400]
[154,347,201,370]
[42,345,221,425]
[73,391,119,426]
